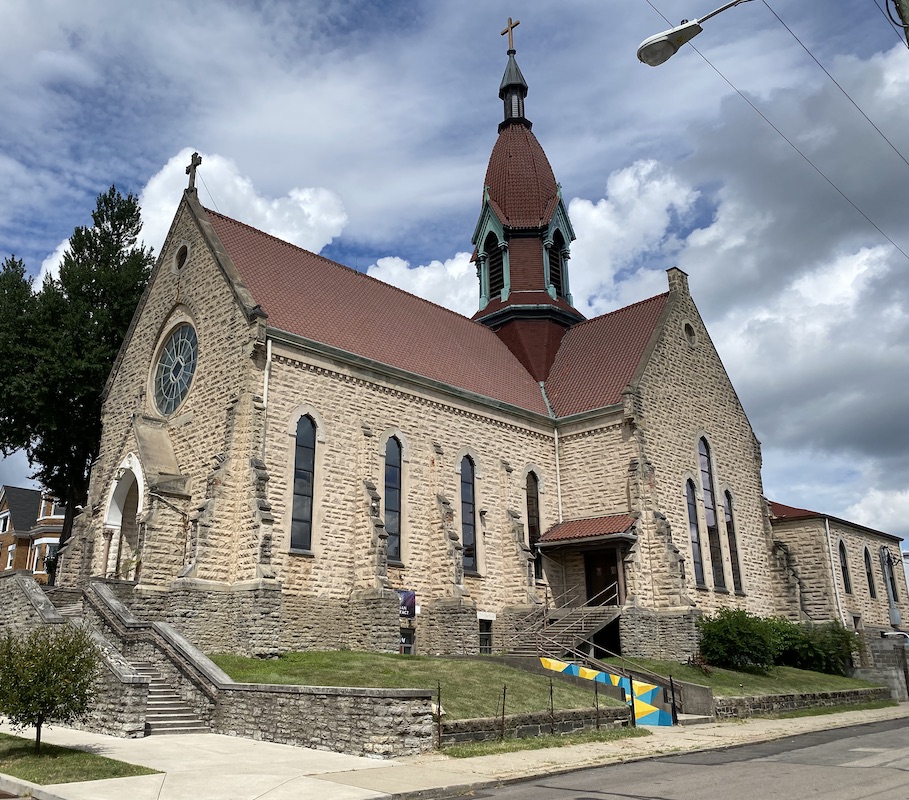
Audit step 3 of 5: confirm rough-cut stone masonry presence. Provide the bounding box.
[714,687,891,719]
[635,272,786,617]
[440,706,630,745]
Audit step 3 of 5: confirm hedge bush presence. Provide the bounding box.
[698,610,858,676]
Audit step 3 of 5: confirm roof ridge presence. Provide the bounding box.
[203,207,493,330]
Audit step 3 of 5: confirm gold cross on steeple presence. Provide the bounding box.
[185,151,202,192]
[501,17,520,51]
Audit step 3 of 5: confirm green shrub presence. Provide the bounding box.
[697,608,775,673]
[700,612,858,677]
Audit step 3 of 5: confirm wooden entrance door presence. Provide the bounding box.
[584,549,622,605]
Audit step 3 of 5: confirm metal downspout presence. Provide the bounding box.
[539,382,563,524]
[824,516,847,625]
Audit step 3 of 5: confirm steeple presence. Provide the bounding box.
[470,22,584,382]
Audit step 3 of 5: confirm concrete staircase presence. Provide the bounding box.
[506,605,622,658]
[130,661,209,735]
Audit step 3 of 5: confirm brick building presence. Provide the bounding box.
[56,44,906,659]
[0,486,64,584]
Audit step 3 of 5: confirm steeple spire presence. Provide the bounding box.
[499,18,529,129]
[470,21,584,382]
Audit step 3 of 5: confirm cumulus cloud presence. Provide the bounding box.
[846,489,909,540]
[367,252,477,317]
[139,148,348,258]
[568,160,699,316]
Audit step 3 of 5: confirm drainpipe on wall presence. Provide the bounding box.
[554,427,563,524]
[261,338,272,460]
[824,516,847,626]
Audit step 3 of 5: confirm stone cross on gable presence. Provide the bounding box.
[501,17,520,52]
[185,152,202,192]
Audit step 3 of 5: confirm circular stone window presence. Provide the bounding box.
[153,323,198,415]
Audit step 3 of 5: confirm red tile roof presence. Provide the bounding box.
[539,514,637,544]
[544,293,669,417]
[767,500,819,520]
[204,210,550,415]
[484,124,558,228]
[768,500,902,542]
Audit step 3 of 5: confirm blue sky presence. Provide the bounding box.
[2,0,909,538]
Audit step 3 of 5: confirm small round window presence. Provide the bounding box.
[153,323,198,415]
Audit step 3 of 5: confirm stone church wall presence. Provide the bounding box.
[772,518,909,629]
[262,345,558,654]
[635,272,784,618]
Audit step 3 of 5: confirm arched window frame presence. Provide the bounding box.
[383,434,404,564]
[698,437,726,590]
[546,230,567,299]
[459,453,480,575]
[285,405,326,555]
[723,489,743,593]
[839,540,852,595]
[525,469,543,581]
[686,479,706,587]
[864,547,877,599]
[881,547,900,603]
[484,232,505,301]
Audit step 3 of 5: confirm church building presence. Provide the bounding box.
[59,34,878,661]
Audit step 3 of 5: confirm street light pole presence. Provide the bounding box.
[637,0,754,66]
[892,0,909,47]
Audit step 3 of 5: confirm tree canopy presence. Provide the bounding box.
[0,625,100,753]
[0,186,154,540]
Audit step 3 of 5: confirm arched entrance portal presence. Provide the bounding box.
[102,457,145,581]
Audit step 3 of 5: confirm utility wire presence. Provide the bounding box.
[641,0,909,263]
[198,172,220,213]
[763,0,909,172]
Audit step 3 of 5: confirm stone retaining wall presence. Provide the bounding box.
[714,687,891,719]
[215,683,433,757]
[440,706,630,745]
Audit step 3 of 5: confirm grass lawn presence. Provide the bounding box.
[443,725,650,757]
[0,732,158,785]
[210,651,624,719]
[604,657,882,697]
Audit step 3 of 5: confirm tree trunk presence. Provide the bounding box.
[35,715,43,754]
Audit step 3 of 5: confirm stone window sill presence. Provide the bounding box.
[695,584,710,591]
[388,560,405,568]
[288,547,314,558]
[714,586,729,594]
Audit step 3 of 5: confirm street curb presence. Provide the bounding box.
[0,772,69,800]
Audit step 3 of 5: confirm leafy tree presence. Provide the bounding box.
[0,187,153,543]
[0,625,100,753]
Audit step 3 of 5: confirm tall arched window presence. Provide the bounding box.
[882,547,899,602]
[526,471,542,580]
[864,548,877,599]
[548,231,565,298]
[291,416,316,551]
[461,456,477,573]
[385,437,402,563]
[839,541,852,595]
[686,479,705,586]
[723,491,743,592]
[485,232,504,300]
[699,438,725,589]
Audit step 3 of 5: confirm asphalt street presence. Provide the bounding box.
[461,718,909,800]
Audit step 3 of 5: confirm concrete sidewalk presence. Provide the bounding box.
[3,704,909,800]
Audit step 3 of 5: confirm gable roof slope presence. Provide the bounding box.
[203,209,550,416]
[544,293,669,418]
[0,486,42,532]
[768,500,902,543]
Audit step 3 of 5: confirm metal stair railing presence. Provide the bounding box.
[542,582,619,644]
[500,584,589,655]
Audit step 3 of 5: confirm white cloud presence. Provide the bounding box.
[139,149,348,258]
[846,489,909,540]
[37,239,68,285]
[568,160,699,316]
[367,253,476,317]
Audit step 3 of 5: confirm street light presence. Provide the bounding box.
[881,630,909,640]
[637,0,754,66]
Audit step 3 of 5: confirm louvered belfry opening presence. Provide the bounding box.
[486,232,504,298]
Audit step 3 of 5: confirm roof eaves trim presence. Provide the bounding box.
[770,512,903,543]
[190,195,265,323]
[553,402,624,426]
[628,290,676,392]
[266,327,554,427]
[537,531,638,548]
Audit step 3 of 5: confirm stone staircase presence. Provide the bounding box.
[130,661,209,735]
